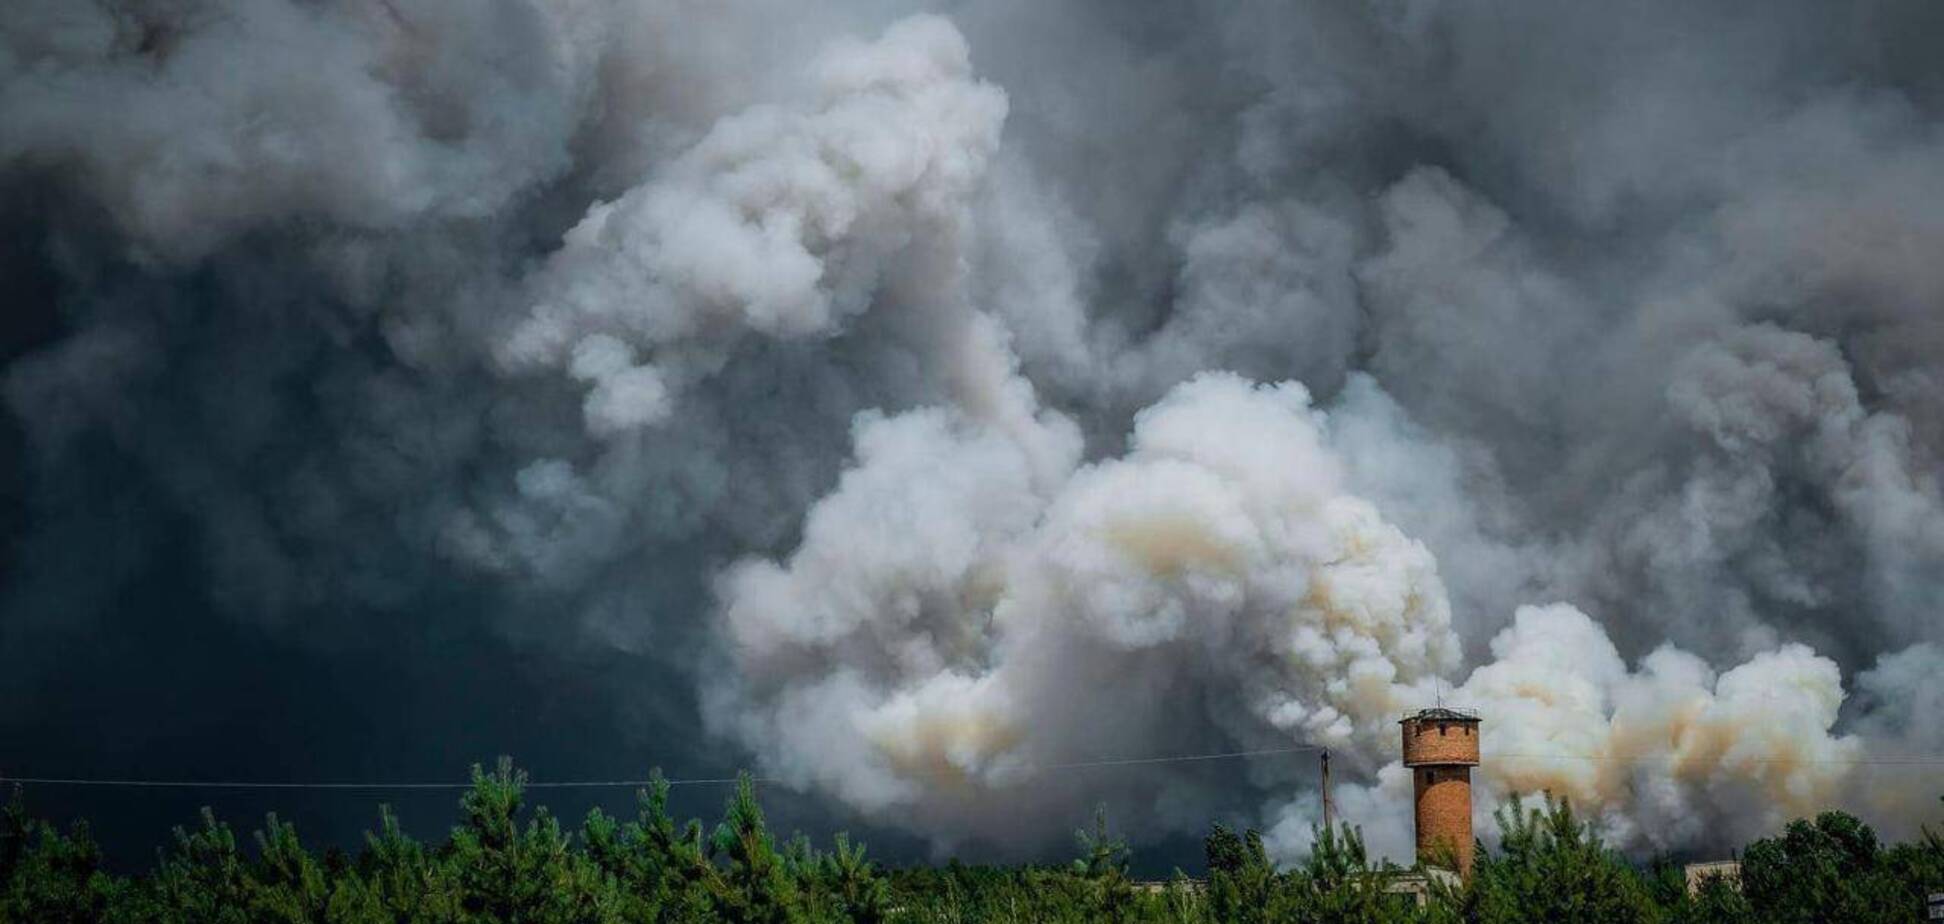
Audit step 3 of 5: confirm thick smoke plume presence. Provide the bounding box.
[712,373,1458,846]
[5,0,1944,863]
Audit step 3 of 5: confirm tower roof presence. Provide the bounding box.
[1401,706,1480,724]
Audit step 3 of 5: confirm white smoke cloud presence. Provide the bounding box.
[709,371,1462,844]
[1322,373,1551,649]
[1266,602,1878,862]
[723,357,1932,857]
[1458,604,1860,852]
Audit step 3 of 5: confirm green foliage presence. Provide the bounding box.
[1204,823,1273,924]
[813,834,887,924]
[1289,822,1408,923]
[0,789,116,924]
[1071,807,1135,922]
[1202,820,1415,923]
[445,757,616,923]
[335,803,464,922]
[1674,875,1752,924]
[1737,809,1941,924]
[708,775,798,924]
[151,807,251,923]
[250,814,331,923]
[1463,793,1662,924]
[0,772,1936,923]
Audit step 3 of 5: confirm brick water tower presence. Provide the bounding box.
[1400,707,1481,879]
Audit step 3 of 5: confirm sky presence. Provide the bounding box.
[3,0,1944,870]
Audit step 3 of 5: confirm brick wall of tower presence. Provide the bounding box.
[1400,719,1480,765]
[1411,764,1475,877]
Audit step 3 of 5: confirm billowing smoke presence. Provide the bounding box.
[5,0,1944,864]
[710,373,1458,847]
[502,13,1008,436]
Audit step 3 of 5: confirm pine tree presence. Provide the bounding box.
[817,834,887,924]
[152,807,252,924]
[447,757,615,924]
[247,814,331,923]
[1291,822,1399,923]
[1203,823,1272,924]
[1464,794,1661,924]
[0,798,115,924]
[709,773,800,924]
[336,803,463,923]
[1072,807,1134,923]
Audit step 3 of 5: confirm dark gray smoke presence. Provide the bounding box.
[4,0,1943,864]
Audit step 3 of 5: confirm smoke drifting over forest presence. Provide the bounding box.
[5,0,1944,864]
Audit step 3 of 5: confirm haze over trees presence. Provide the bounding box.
[3,762,1938,923]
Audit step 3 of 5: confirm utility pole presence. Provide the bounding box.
[1320,749,1334,833]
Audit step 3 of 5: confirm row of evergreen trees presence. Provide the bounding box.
[3,759,1939,922]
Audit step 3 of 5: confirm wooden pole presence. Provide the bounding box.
[1321,749,1333,833]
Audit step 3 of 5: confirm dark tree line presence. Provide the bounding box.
[3,759,1939,922]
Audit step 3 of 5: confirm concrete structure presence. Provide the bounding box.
[1383,869,1461,908]
[1683,861,1741,895]
[1400,707,1481,879]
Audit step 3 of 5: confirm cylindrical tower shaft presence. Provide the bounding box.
[1410,764,1474,876]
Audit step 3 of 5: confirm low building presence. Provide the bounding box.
[1383,868,1461,908]
[1683,860,1741,895]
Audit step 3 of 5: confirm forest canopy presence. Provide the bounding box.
[2,761,1939,923]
